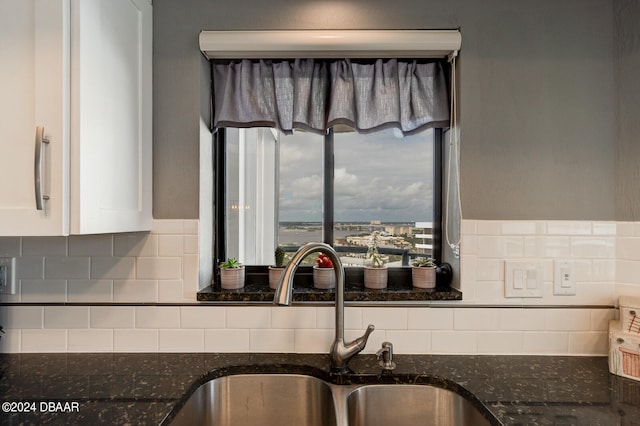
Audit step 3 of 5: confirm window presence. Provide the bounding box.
[216,125,442,269]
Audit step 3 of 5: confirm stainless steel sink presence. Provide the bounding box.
[167,374,499,426]
[346,384,494,426]
[169,374,337,426]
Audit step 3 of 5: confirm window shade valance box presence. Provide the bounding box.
[200,30,461,134]
[199,29,461,59]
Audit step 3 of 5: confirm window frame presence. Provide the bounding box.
[213,127,444,273]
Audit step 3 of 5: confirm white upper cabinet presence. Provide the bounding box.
[0,0,152,236]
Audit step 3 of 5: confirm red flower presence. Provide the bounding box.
[315,253,333,268]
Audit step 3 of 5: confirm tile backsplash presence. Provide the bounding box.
[2,219,636,355]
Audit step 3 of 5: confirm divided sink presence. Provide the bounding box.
[167,373,498,426]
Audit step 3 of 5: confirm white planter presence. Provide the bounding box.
[220,266,245,289]
[268,266,285,290]
[364,266,388,289]
[313,266,336,289]
[412,266,436,289]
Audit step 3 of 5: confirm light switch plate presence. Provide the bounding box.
[553,260,576,296]
[505,260,543,298]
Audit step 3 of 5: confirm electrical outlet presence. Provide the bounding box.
[0,257,16,295]
[554,260,576,296]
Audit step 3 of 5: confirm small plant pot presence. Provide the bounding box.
[220,266,245,289]
[268,266,285,290]
[364,266,388,289]
[313,266,336,289]
[412,266,436,289]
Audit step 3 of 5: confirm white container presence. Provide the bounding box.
[610,320,640,381]
[412,266,436,289]
[220,266,245,290]
[620,296,640,335]
[268,266,284,290]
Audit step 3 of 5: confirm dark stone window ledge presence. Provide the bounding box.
[197,266,462,303]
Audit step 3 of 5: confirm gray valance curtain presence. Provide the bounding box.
[213,58,450,135]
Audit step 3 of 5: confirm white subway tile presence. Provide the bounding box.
[21,330,67,352]
[476,221,501,235]
[15,257,44,279]
[573,282,615,305]
[522,332,568,354]
[226,306,271,329]
[0,306,43,329]
[473,281,509,303]
[0,237,21,256]
[408,307,453,330]
[362,308,407,330]
[183,254,199,291]
[68,329,113,352]
[152,219,184,234]
[571,237,615,258]
[459,255,476,292]
[45,256,90,279]
[431,331,477,353]
[159,329,205,352]
[617,237,640,261]
[501,221,543,235]
[385,330,431,353]
[67,280,113,302]
[475,259,502,281]
[316,307,363,330]
[568,332,608,355]
[250,329,294,352]
[0,329,20,353]
[524,236,571,258]
[113,329,158,352]
[91,257,135,280]
[158,280,185,302]
[114,233,157,257]
[615,283,640,299]
[44,306,89,329]
[593,222,616,236]
[591,309,615,331]
[22,237,66,256]
[294,329,333,353]
[183,220,199,235]
[617,222,634,236]
[181,306,225,328]
[205,329,250,352]
[477,331,523,354]
[184,235,199,254]
[90,307,135,329]
[68,235,113,256]
[633,223,640,237]
[454,308,499,330]
[499,309,545,331]
[136,257,182,280]
[477,236,524,258]
[460,235,476,255]
[135,306,180,328]
[617,260,640,285]
[546,221,592,235]
[271,306,316,329]
[21,279,66,302]
[113,280,158,303]
[158,235,184,256]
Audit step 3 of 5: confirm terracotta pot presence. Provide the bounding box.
[313,266,336,289]
[268,266,285,290]
[412,266,436,289]
[220,266,245,289]
[364,266,388,289]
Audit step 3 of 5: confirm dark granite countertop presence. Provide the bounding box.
[1,353,637,425]
[198,265,462,302]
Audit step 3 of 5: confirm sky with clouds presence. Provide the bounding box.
[279,128,434,223]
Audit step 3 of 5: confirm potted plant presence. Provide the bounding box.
[219,257,245,289]
[412,257,437,289]
[364,231,388,289]
[313,253,335,289]
[268,246,287,290]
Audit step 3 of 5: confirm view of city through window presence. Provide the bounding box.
[278,128,435,266]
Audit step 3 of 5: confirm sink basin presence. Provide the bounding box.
[346,384,494,426]
[169,374,337,426]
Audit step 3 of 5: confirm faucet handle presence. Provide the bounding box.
[356,324,375,350]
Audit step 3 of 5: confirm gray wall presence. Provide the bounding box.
[153,0,622,221]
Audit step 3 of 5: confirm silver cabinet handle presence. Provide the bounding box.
[34,126,50,210]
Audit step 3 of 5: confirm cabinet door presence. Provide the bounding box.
[70,0,152,234]
[0,0,69,236]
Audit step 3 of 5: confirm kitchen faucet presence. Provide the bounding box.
[274,242,375,372]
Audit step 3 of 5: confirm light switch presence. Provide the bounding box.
[505,261,543,298]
